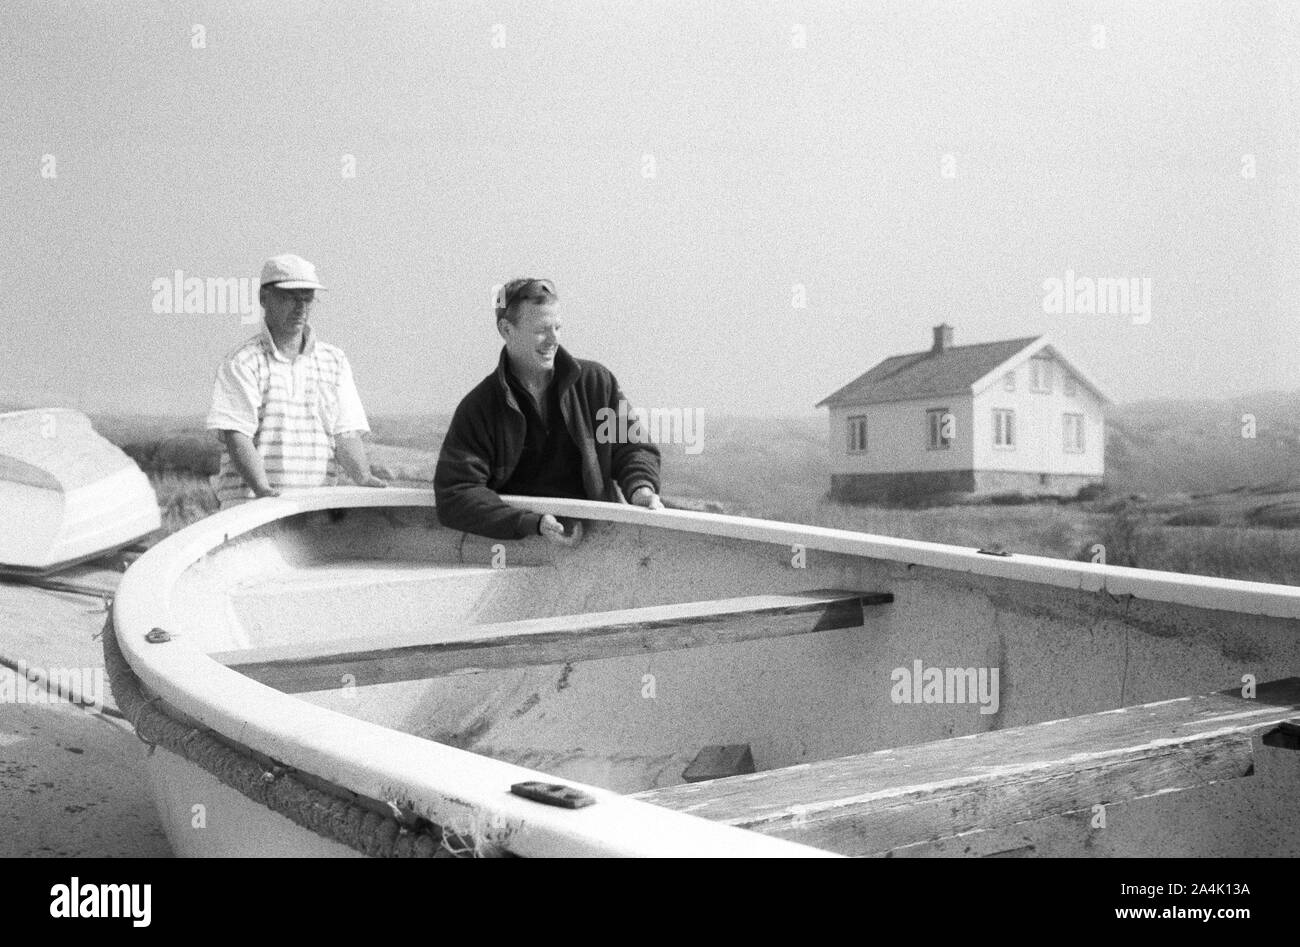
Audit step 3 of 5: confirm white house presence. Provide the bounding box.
[816,325,1108,502]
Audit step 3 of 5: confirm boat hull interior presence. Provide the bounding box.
[141,498,1300,856]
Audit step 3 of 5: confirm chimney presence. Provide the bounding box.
[932,323,954,354]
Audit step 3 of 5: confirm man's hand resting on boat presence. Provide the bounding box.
[538,514,582,546]
[337,432,387,488]
[629,485,664,510]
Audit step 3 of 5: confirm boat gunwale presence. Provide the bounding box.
[112,487,1300,858]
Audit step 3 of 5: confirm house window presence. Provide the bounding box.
[1063,413,1085,453]
[1063,374,1077,397]
[1030,358,1052,393]
[847,415,868,453]
[926,408,953,450]
[993,409,1015,448]
[1003,371,1016,392]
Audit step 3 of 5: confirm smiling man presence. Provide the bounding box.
[434,277,662,542]
[206,253,385,507]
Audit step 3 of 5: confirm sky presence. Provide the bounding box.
[2,0,1297,418]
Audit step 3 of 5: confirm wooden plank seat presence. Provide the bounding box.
[211,588,892,694]
[634,678,1300,857]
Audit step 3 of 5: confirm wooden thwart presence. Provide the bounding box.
[213,589,890,694]
[635,678,1300,857]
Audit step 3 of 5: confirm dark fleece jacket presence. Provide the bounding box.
[434,346,661,539]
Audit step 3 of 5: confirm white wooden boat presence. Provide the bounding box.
[106,488,1300,857]
[1,409,160,575]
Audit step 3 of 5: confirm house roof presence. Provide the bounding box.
[817,336,1043,408]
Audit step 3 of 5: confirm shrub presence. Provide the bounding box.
[149,472,219,534]
[1164,507,1222,527]
[1075,482,1107,502]
[120,442,156,469]
[1245,502,1300,529]
[1081,503,1165,567]
[124,435,221,476]
[155,435,221,476]
[988,491,1032,505]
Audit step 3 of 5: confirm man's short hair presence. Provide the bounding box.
[496,278,557,325]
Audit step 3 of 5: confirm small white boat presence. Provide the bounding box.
[107,488,1300,857]
[0,409,160,575]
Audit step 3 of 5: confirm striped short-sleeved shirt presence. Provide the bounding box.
[205,323,369,505]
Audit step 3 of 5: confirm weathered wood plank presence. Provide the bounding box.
[634,678,1300,857]
[213,589,890,693]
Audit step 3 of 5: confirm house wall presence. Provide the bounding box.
[971,359,1104,478]
[827,397,974,475]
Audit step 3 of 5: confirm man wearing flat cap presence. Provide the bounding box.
[206,253,385,507]
[435,277,662,543]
